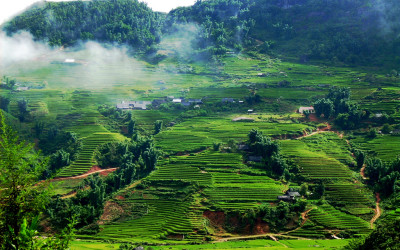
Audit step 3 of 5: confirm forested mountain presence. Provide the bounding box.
[3,0,164,50]
[4,0,400,65]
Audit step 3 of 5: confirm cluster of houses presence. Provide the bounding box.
[116,101,153,110]
[116,97,203,110]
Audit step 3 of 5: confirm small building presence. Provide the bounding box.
[152,98,167,107]
[222,98,235,103]
[172,98,182,103]
[238,144,250,151]
[116,101,152,110]
[116,103,130,109]
[277,190,301,201]
[16,87,29,91]
[232,117,254,122]
[257,73,266,77]
[299,107,315,114]
[187,99,203,104]
[247,109,254,113]
[248,156,263,162]
[181,102,191,106]
[64,59,75,63]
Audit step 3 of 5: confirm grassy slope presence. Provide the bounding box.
[2,50,388,244]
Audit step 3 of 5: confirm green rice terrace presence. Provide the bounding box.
[2,1,400,247]
[0,48,396,248]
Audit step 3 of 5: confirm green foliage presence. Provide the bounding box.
[260,200,306,231]
[154,120,163,135]
[0,96,10,112]
[314,98,334,118]
[347,217,400,250]
[165,0,255,55]
[365,156,400,197]
[0,111,51,249]
[4,0,164,50]
[1,76,16,90]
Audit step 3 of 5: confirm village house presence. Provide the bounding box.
[277,190,301,201]
[222,98,235,103]
[248,156,263,162]
[298,107,315,114]
[16,86,29,91]
[116,101,152,110]
[172,98,182,103]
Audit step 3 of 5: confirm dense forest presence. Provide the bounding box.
[4,0,165,50]
[4,0,400,64]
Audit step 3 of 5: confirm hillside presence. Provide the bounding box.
[5,0,400,65]
[0,0,400,249]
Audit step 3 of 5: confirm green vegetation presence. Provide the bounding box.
[2,0,400,248]
[4,0,164,50]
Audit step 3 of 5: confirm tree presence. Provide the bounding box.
[299,183,308,197]
[128,119,135,137]
[354,149,366,169]
[347,217,400,249]
[0,96,10,112]
[367,128,377,138]
[0,111,50,248]
[313,98,334,118]
[154,120,163,135]
[381,123,392,134]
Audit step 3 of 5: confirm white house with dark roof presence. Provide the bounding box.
[299,106,315,114]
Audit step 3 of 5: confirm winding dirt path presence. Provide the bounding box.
[360,164,367,180]
[370,193,381,229]
[52,167,117,182]
[301,208,313,226]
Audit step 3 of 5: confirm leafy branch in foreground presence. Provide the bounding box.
[0,111,75,249]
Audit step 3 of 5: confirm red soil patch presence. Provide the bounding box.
[116,195,125,200]
[253,218,270,234]
[99,201,124,225]
[204,211,225,226]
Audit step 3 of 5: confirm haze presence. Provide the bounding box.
[0,0,196,25]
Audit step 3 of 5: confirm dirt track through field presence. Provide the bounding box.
[360,164,367,180]
[370,193,381,229]
[53,167,117,182]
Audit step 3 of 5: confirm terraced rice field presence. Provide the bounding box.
[353,135,400,161]
[57,110,125,177]
[156,117,313,154]
[97,198,202,242]
[58,132,122,177]
[325,183,373,204]
[153,150,285,210]
[308,204,370,230]
[281,133,353,180]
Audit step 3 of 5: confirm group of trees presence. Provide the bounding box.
[247,129,296,180]
[165,0,256,55]
[40,130,83,179]
[313,86,367,129]
[4,0,164,51]
[4,0,400,63]
[1,76,16,90]
[365,156,400,197]
[260,199,306,231]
